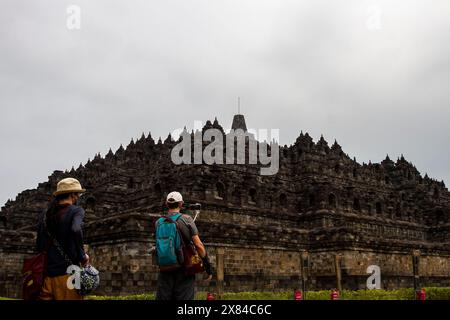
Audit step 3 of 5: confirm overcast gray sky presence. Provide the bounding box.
[1,0,449,205]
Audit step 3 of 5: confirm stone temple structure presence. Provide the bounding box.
[0,114,449,298]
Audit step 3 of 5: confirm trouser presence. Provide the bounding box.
[156,271,195,300]
[38,274,83,300]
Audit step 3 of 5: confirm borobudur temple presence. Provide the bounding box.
[0,114,449,298]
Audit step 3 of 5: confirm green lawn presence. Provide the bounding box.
[2,287,448,300]
[86,287,450,300]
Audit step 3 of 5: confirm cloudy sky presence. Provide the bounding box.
[1,0,449,205]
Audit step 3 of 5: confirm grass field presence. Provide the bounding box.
[86,287,450,300]
[2,287,448,300]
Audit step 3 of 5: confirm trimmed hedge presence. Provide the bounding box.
[86,287,450,300]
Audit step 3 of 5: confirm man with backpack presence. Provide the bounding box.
[155,191,212,300]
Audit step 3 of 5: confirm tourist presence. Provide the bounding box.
[36,178,89,300]
[155,191,212,300]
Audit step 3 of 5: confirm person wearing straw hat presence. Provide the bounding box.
[36,178,90,300]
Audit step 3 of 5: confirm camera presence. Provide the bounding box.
[188,203,201,211]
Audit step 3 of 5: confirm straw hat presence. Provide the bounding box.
[53,178,86,196]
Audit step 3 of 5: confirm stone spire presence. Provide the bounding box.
[315,134,329,153]
[231,114,247,132]
[106,148,114,159]
[331,139,343,153]
[382,154,394,167]
[116,144,124,154]
[212,117,225,134]
[146,132,155,145]
[164,133,173,144]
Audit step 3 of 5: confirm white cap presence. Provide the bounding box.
[166,191,183,203]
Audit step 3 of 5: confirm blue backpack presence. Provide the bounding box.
[155,213,184,271]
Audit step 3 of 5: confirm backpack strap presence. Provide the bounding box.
[174,214,190,246]
[40,210,53,252]
[156,213,185,244]
[43,207,75,266]
[172,213,183,222]
[159,213,182,224]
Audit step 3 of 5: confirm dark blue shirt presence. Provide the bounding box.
[36,204,87,277]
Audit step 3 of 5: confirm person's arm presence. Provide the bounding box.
[182,215,206,257]
[192,235,206,258]
[71,208,88,266]
[192,235,212,277]
[190,232,213,280]
[182,214,212,276]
